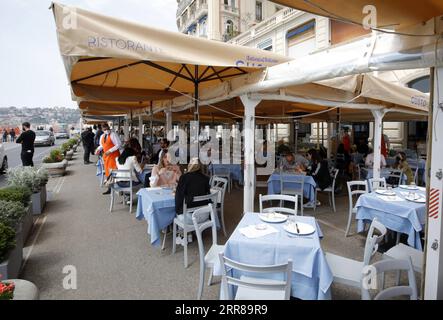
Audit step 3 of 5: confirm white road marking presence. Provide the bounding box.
[54,176,66,194]
[21,215,48,272]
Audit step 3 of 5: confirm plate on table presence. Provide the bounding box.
[258,212,288,223]
[375,189,396,196]
[283,222,315,236]
[399,185,419,191]
[405,194,426,203]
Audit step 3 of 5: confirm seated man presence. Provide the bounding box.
[365,149,387,168]
[279,152,309,172]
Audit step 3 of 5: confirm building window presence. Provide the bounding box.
[255,1,263,22]
[286,20,316,58]
[257,38,273,51]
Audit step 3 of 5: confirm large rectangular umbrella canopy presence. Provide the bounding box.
[271,0,443,30]
[51,3,291,116]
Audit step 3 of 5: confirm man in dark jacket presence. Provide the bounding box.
[94,124,104,150]
[81,127,95,164]
[16,122,35,166]
[175,158,210,215]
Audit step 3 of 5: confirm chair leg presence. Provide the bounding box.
[396,232,401,244]
[109,189,114,212]
[332,191,336,213]
[129,191,133,213]
[207,266,213,286]
[161,227,168,251]
[345,209,352,237]
[197,265,206,300]
[220,208,227,237]
[172,222,177,254]
[184,229,188,268]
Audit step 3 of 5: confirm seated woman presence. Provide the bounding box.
[393,151,414,184]
[307,148,332,191]
[115,147,144,188]
[175,158,210,215]
[150,152,182,188]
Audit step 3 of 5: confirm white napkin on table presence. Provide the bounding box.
[239,224,279,239]
[376,195,404,202]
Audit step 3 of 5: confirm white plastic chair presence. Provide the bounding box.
[345,180,369,237]
[172,191,219,268]
[280,174,304,216]
[315,168,339,212]
[325,218,387,289]
[218,253,292,300]
[210,176,228,237]
[361,258,418,300]
[192,204,225,299]
[109,169,141,213]
[387,169,403,188]
[368,177,387,192]
[383,243,423,284]
[211,166,232,193]
[259,194,298,216]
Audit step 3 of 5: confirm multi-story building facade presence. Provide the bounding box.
[176,0,429,152]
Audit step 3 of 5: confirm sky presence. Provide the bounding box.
[0,0,178,109]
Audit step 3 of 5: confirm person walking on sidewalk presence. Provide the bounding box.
[16,122,35,166]
[81,127,95,164]
[95,123,122,194]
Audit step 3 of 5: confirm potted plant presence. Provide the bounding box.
[7,167,45,215]
[0,277,15,300]
[36,168,48,207]
[61,142,74,160]
[0,187,32,241]
[0,222,20,280]
[68,138,79,152]
[41,149,68,177]
[0,201,26,268]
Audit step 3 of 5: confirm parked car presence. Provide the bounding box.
[55,130,69,139]
[0,143,8,174]
[34,130,55,147]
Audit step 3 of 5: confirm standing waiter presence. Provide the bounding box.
[95,123,121,194]
[16,122,35,166]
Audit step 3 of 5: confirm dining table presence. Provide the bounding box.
[355,186,426,250]
[212,212,333,300]
[136,187,176,247]
[267,172,316,203]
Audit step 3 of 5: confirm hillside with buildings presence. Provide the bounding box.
[0,107,81,131]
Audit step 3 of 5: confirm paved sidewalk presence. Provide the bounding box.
[19,147,372,300]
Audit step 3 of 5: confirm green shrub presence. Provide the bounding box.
[0,200,27,229]
[68,138,77,148]
[36,167,49,186]
[43,148,64,164]
[7,167,43,193]
[0,222,16,263]
[0,187,32,207]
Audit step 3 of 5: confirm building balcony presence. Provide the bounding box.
[221,4,239,15]
[228,8,302,45]
[222,30,241,42]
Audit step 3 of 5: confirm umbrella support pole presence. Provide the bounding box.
[240,95,260,213]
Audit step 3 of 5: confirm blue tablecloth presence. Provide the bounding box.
[267,173,316,202]
[213,212,332,300]
[355,187,426,250]
[136,188,176,247]
[209,164,243,185]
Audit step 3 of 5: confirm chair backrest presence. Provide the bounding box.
[413,167,419,185]
[280,174,304,195]
[347,180,369,209]
[362,218,387,266]
[330,168,339,189]
[183,191,219,221]
[368,177,386,192]
[218,253,293,300]
[259,194,298,215]
[361,258,418,300]
[210,176,228,204]
[387,169,403,187]
[110,169,132,182]
[192,204,218,259]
